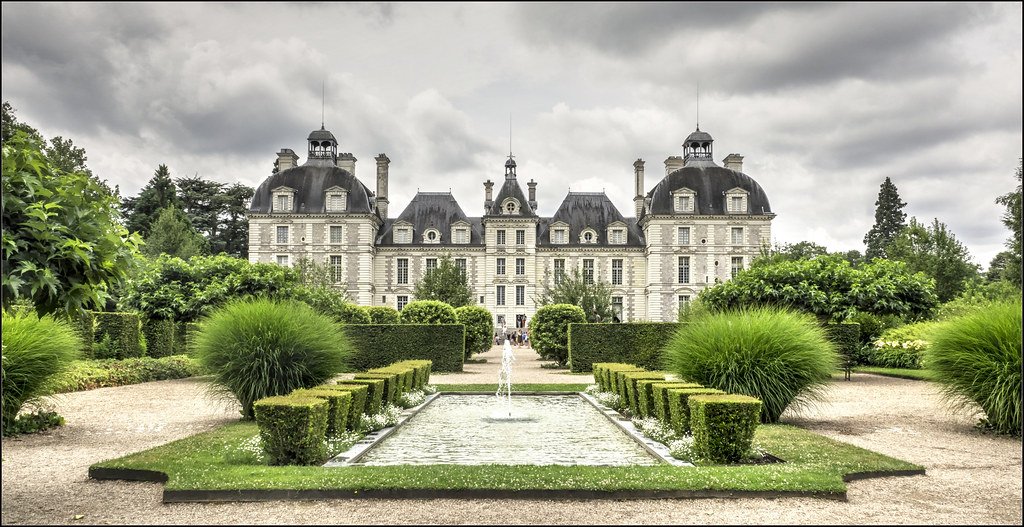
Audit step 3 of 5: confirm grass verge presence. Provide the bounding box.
[90,421,921,496]
[852,367,935,381]
[434,383,591,393]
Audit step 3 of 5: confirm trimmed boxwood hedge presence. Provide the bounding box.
[651,382,704,422]
[399,300,457,324]
[253,396,329,465]
[91,312,145,359]
[339,378,385,414]
[142,318,177,358]
[368,366,415,393]
[394,360,432,388]
[318,384,368,430]
[291,388,352,437]
[343,324,464,372]
[181,322,201,355]
[667,387,726,434]
[567,322,680,373]
[73,311,95,356]
[689,394,762,464]
[825,323,860,378]
[613,368,647,402]
[621,371,669,416]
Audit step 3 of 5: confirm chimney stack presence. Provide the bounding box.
[723,153,744,172]
[276,149,299,171]
[664,156,684,175]
[375,154,390,218]
[484,179,494,212]
[527,179,537,210]
[338,152,357,175]
[633,159,645,217]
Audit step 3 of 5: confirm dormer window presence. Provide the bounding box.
[672,188,696,213]
[551,229,567,244]
[325,187,348,213]
[271,186,296,213]
[609,228,626,245]
[423,229,440,244]
[580,228,597,244]
[502,198,520,215]
[394,225,412,244]
[453,226,470,244]
[725,188,749,214]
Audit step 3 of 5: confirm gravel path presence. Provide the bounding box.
[2,349,1021,525]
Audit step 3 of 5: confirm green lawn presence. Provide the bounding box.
[852,366,935,381]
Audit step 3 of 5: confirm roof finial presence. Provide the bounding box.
[696,81,700,131]
[321,80,325,129]
[509,113,513,158]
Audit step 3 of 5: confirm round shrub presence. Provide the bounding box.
[663,307,838,423]
[1,311,82,432]
[336,303,371,324]
[455,305,494,358]
[925,301,1021,435]
[192,298,351,419]
[399,300,457,325]
[364,305,400,324]
[529,304,586,366]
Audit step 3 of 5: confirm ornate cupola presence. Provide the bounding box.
[307,126,338,166]
[683,127,714,162]
[504,154,517,180]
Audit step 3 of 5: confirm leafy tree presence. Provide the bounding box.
[2,132,142,317]
[413,255,473,307]
[535,268,614,322]
[698,254,938,322]
[455,305,494,358]
[863,177,908,259]
[529,304,587,365]
[888,217,979,302]
[142,206,208,260]
[218,183,255,258]
[994,160,1022,287]
[121,164,180,237]
[1,101,42,144]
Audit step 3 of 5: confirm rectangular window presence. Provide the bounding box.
[276,225,288,244]
[330,225,343,244]
[677,226,690,245]
[276,254,289,267]
[395,227,411,244]
[329,255,343,283]
[327,193,346,212]
[732,227,744,245]
[730,196,744,212]
[609,229,625,244]
[426,258,438,272]
[397,295,409,311]
[611,259,623,285]
[731,256,744,278]
[496,285,506,306]
[516,229,525,245]
[275,195,290,212]
[553,259,565,285]
[582,259,594,285]
[454,228,469,244]
[397,258,408,285]
[676,195,691,212]
[496,257,506,275]
[611,296,624,321]
[455,258,467,277]
[678,256,690,284]
[552,229,566,244]
[679,295,690,309]
[515,258,525,276]
[496,229,506,245]
[515,285,525,306]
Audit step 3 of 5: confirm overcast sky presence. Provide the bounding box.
[3,3,1021,268]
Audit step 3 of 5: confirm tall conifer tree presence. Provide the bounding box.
[864,177,908,259]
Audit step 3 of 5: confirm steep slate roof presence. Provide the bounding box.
[487,178,537,217]
[644,161,773,217]
[537,192,645,247]
[376,192,485,246]
[249,162,376,215]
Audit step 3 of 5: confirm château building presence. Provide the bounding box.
[248,125,774,325]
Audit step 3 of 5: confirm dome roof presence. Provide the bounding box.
[307,127,337,142]
[249,164,376,215]
[645,164,772,216]
[505,156,517,168]
[684,129,713,144]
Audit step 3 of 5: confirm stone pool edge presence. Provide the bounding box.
[323,392,443,466]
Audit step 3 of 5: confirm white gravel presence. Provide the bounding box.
[2,347,1021,525]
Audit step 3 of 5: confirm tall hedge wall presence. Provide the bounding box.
[824,323,860,376]
[343,324,464,372]
[567,322,681,373]
[142,318,177,358]
[91,312,145,359]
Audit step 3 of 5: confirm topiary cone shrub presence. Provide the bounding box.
[399,300,457,325]
[529,304,587,366]
[664,307,838,423]
[191,298,351,419]
[925,300,1022,436]
[455,305,494,358]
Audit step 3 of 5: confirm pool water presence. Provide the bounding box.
[353,394,660,466]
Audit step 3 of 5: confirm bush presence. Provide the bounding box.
[322,384,369,430]
[689,394,762,464]
[92,312,145,359]
[455,305,494,358]
[592,363,633,392]
[253,396,329,465]
[364,306,401,324]
[3,409,64,437]
[192,298,351,419]
[46,355,203,393]
[824,323,859,374]
[394,360,432,388]
[344,377,387,413]
[290,388,352,437]
[529,304,586,366]
[667,387,726,434]
[343,324,464,372]
[73,311,95,356]
[1,311,81,432]
[651,382,704,423]
[142,318,177,358]
[621,372,669,416]
[568,323,680,373]
[846,311,903,345]
[869,339,926,369]
[926,301,1022,435]
[400,300,457,324]
[605,365,645,396]
[664,307,838,423]
[336,303,372,324]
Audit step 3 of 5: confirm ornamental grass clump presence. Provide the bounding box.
[1,311,81,434]
[664,307,838,423]
[192,298,351,419]
[925,301,1022,436]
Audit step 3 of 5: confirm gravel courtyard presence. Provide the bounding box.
[2,346,1021,525]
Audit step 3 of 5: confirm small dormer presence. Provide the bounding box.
[393,221,413,244]
[725,187,750,214]
[549,221,570,244]
[271,186,297,213]
[579,227,598,244]
[451,220,471,244]
[324,186,348,213]
[671,187,696,214]
[607,221,627,245]
[501,197,521,215]
[422,228,441,244]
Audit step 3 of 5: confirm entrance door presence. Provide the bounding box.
[515,314,526,328]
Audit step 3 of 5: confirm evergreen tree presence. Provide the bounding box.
[888,217,979,302]
[413,255,473,307]
[142,206,208,260]
[121,164,180,237]
[863,177,908,259]
[994,160,1022,287]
